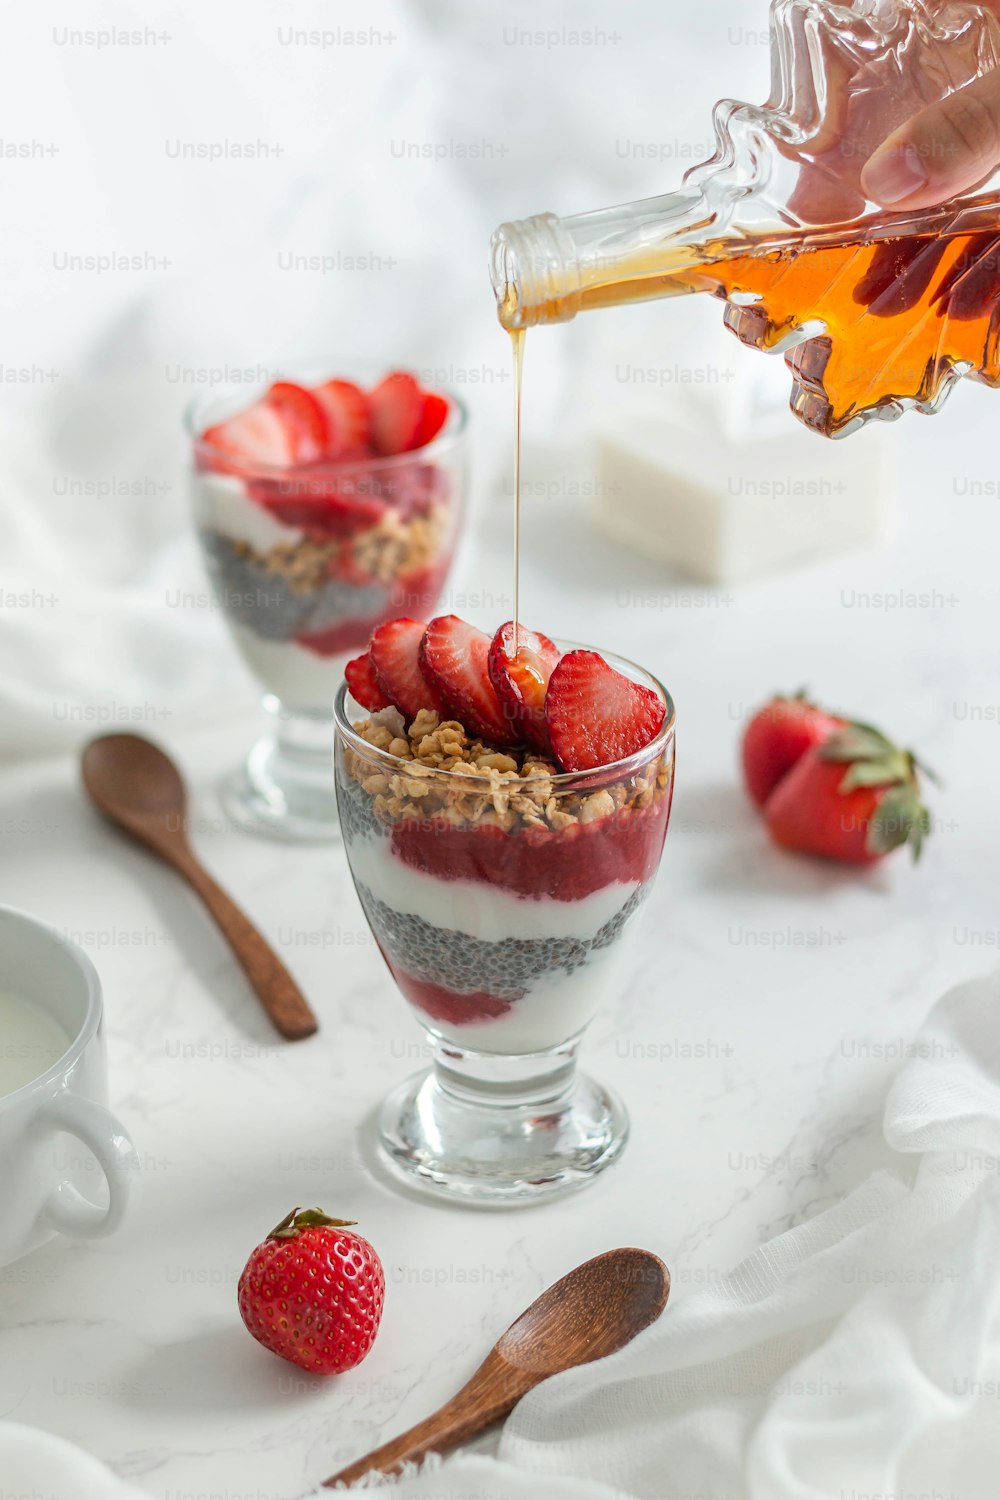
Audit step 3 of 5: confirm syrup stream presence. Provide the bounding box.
[509,326,524,658]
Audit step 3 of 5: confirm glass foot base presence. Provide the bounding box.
[222,701,339,844]
[377,1046,628,1206]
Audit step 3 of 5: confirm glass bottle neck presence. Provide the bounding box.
[490,187,716,330]
[491,183,1000,332]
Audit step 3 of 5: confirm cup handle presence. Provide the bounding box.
[36,1091,140,1239]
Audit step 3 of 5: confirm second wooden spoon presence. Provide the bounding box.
[324,1247,669,1487]
[81,733,318,1041]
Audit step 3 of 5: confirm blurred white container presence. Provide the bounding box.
[591,298,899,585]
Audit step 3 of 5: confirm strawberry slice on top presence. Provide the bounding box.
[313,378,371,458]
[412,391,449,448]
[369,617,443,720]
[263,381,330,463]
[201,401,298,472]
[488,621,561,752]
[345,652,391,712]
[420,616,520,745]
[545,650,666,772]
[369,371,424,456]
[201,373,450,472]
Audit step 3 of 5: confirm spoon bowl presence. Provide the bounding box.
[324,1247,669,1487]
[497,1247,668,1373]
[83,733,189,837]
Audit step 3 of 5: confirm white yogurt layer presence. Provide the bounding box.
[231,625,347,710]
[194,471,304,550]
[347,830,639,941]
[433,942,624,1054]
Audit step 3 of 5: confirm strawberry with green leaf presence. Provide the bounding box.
[237,1208,385,1375]
[763,721,934,864]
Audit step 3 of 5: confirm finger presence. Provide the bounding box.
[861,69,1000,209]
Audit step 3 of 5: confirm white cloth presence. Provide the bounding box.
[6,970,1000,1498]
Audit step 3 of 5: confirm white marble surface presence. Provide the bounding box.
[2,384,1000,1498]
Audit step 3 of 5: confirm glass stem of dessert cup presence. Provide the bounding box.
[378,1033,628,1206]
[223,693,341,844]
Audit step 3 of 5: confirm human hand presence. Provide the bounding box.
[775,0,1000,221]
[862,28,1000,208]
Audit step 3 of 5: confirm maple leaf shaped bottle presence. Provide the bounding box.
[490,0,1000,437]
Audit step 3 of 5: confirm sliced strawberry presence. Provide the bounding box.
[369,371,423,456]
[345,652,391,711]
[313,378,371,457]
[263,381,329,463]
[545,650,666,772]
[369,617,443,720]
[419,616,520,744]
[201,403,297,471]
[488,622,561,752]
[412,391,450,448]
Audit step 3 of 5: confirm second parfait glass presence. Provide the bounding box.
[188,378,467,842]
[334,650,675,1204]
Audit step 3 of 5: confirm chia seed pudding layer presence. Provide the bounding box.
[355,880,646,999]
[199,529,390,643]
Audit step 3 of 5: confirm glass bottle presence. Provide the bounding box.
[490,0,1000,437]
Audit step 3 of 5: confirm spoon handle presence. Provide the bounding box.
[177,854,318,1041]
[323,1364,527,1488]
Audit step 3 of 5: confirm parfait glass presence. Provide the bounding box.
[334,649,675,1204]
[187,377,467,842]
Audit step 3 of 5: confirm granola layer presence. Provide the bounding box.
[345,706,669,836]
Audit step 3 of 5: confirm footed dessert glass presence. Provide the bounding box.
[188,379,467,842]
[334,649,675,1204]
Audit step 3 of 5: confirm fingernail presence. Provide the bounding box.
[863,144,929,206]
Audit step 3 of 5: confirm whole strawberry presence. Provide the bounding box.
[238,1207,385,1375]
[741,691,843,808]
[764,722,932,864]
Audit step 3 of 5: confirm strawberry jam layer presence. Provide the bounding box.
[389,794,670,901]
[249,478,387,540]
[390,967,514,1026]
[246,461,449,541]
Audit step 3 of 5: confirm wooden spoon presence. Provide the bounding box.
[81,733,318,1041]
[323,1248,669,1488]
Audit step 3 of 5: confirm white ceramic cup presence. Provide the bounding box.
[0,904,140,1268]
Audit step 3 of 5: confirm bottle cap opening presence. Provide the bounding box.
[490,214,582,330]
